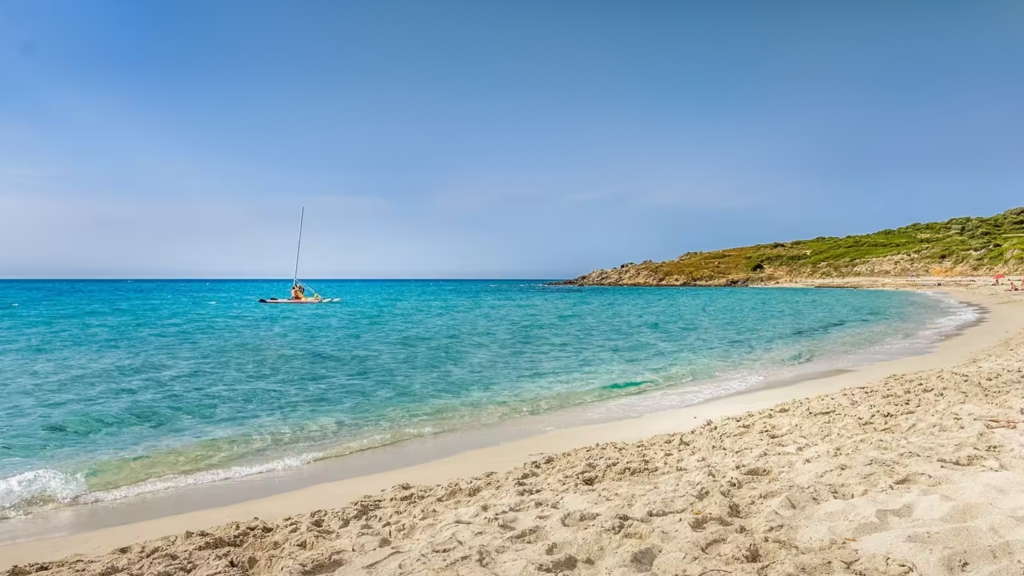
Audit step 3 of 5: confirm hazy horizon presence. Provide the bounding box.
[2,1,1023,279]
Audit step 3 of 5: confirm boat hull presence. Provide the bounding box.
[258,298,340,304]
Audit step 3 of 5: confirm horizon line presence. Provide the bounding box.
[0,277,563,282]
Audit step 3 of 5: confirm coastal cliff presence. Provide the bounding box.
[558,207,1024,286]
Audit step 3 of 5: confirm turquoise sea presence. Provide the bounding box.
[0,280,975,518]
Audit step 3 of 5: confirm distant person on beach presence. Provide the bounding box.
[1009,281,1020,292]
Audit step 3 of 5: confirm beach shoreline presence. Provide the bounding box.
[0,287,975,550]
[3,279,1023,571]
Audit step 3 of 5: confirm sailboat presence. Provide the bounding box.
[259,208,340,304]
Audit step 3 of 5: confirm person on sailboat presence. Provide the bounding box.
[257,208,337,303]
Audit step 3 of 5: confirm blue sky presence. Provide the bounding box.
[1,1,1022,278]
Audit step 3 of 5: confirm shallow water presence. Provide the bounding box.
[0,280,973,516]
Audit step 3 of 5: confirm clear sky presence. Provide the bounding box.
[1,1,1022,278]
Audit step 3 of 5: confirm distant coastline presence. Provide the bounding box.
[554,207,1024,287]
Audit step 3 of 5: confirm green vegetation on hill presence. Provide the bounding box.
[569,207,1024,285]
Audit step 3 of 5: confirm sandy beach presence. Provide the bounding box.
[4,280,1024,575]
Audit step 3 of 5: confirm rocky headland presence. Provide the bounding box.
[556,208,1024,287]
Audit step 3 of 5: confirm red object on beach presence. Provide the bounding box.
[994,274,1006,279]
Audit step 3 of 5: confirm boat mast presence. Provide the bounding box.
[293,207,305,285]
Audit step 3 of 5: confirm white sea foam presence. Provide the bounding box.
[917,291,982,337]
[0,469,86,515]
[0,453,325,517]
[74,452,323,506]
[1,429,447,513]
